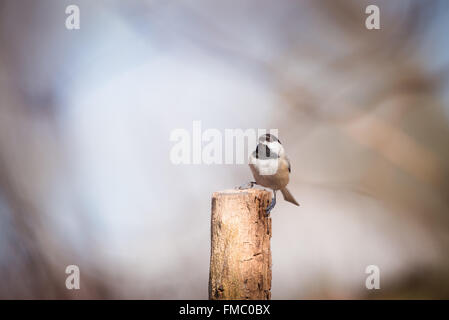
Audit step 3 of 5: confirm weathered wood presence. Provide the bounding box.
[209,189,272,300]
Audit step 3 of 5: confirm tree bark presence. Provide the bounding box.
[209,189,272,300]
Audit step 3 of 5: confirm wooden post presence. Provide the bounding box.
[209,189,272,300]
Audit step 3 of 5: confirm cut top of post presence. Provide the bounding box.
[209,189,272,300]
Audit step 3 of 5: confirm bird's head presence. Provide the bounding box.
[258,133,284,158]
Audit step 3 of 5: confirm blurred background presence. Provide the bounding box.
[1,0,449,299]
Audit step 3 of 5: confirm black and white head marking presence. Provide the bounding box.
[255,143,279,159]
[260,133,282,144]
[258,134,284,158]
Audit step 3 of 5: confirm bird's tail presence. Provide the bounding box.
[280,187,299,206]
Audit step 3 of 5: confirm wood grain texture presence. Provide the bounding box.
[209,189,272,300]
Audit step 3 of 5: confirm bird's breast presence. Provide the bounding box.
[249,157,290,190]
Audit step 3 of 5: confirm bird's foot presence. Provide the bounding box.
[237,181,256,190]
[265,191,277,216]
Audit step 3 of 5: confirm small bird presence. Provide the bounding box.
[241,133,299,215]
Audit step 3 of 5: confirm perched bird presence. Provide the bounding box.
[242,133,299,215]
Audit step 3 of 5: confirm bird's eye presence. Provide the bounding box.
[262,133,281,145]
